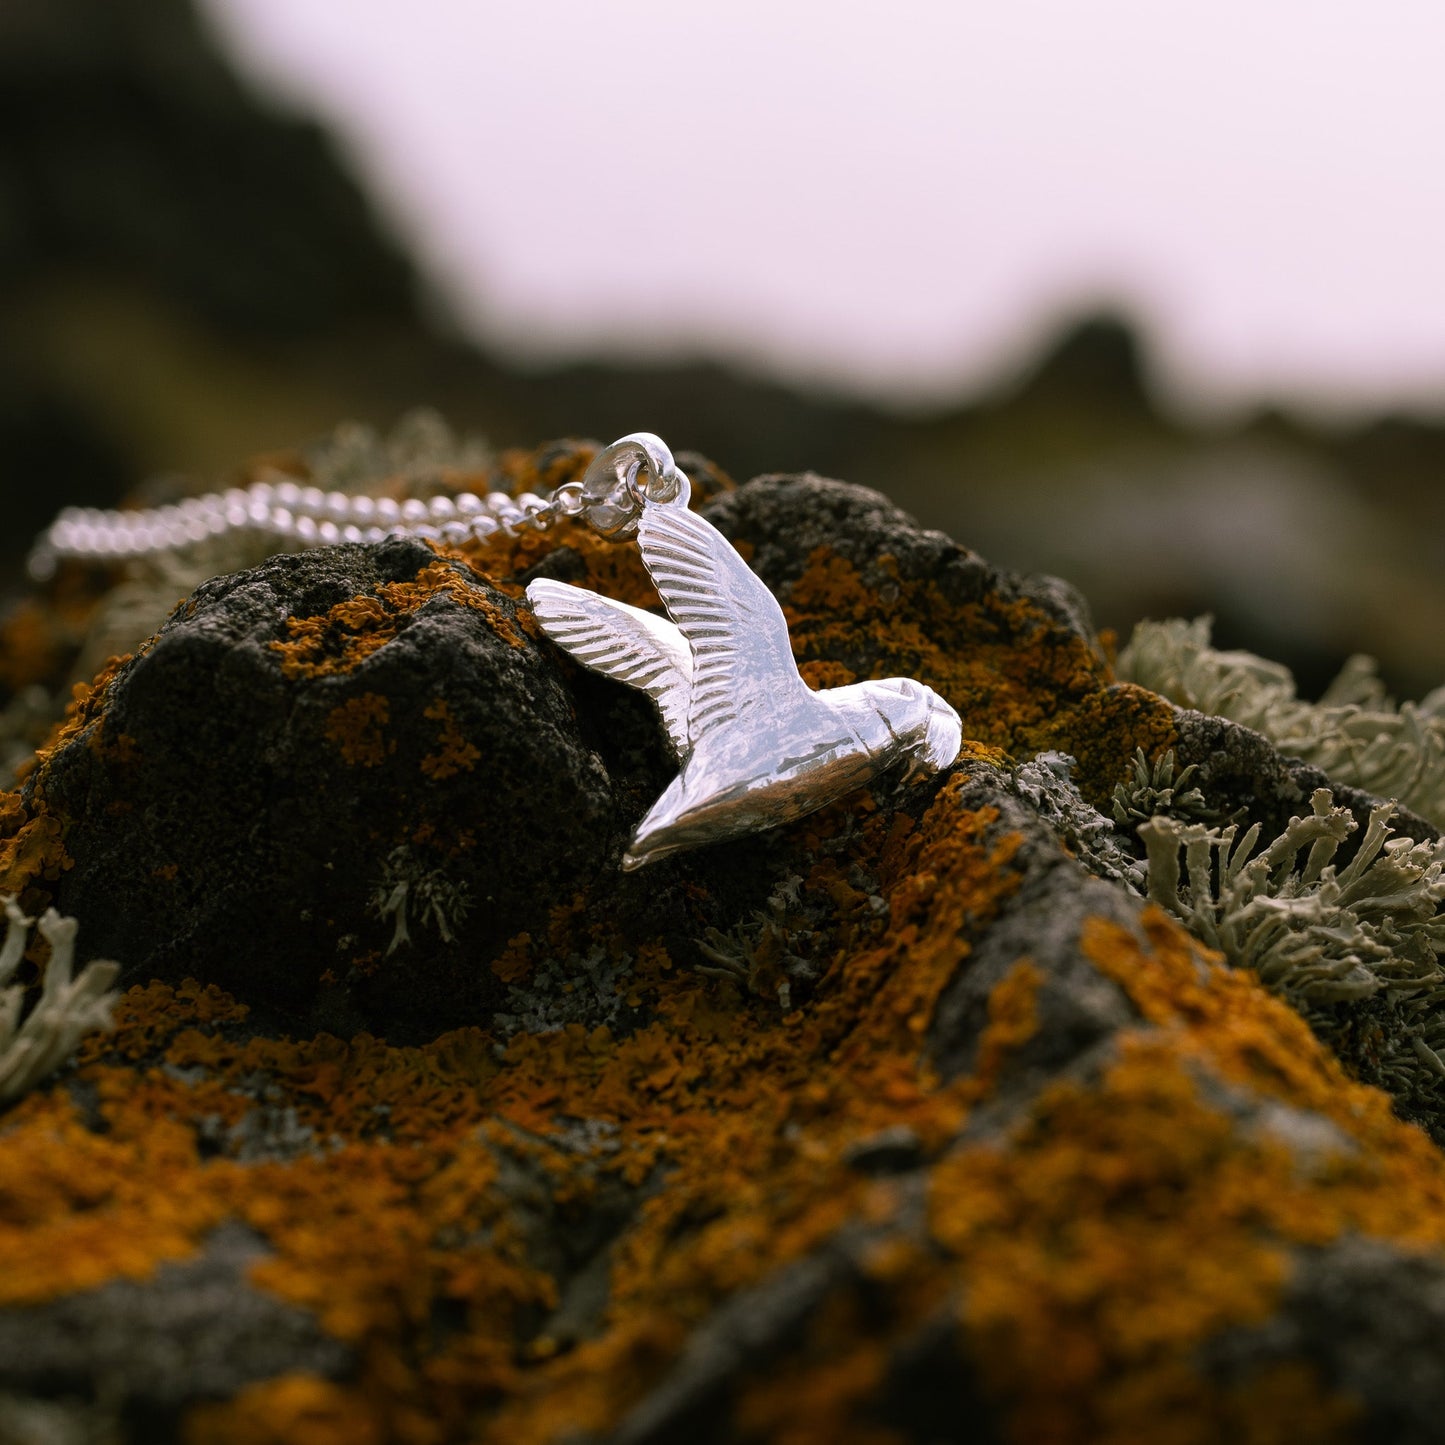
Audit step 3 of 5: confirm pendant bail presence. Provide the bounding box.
[578,432,691,539]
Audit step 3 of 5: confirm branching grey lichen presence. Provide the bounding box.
[695,874,823,1011]
[369,845,473,956]
[1009,751,1145,892]
[0,897,120,1104]
[1111,746,1218,828]
[1118,616,1445,827]
[1139,790,1445,1106]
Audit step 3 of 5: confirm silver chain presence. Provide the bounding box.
[26,432,690,582]
[28,479,563,583]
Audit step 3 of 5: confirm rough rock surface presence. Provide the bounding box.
[1170,706,1440,847]
[3,460,1165,1042]
[0,442,1442,1444]
[0,1222,352,1430]
[27,536,624,1040]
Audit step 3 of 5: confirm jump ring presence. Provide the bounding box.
[550,482,586,517]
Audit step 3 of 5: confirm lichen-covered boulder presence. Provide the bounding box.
[1,466,1167,1041]
[0,441,1442,1445]
[21,538,628,1039]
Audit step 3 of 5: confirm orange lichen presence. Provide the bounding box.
[324,694,393,767]
[0,806,71,894]
[23,652,133,777]
[916,905,1445,1444]
[375,564,526,650]
[0,650,146,913]
[1080,909,1445,1211]
[0,775,1026,1442]
[0,1093,231,1307]
[420,699,479,781]
[0,598,67,692]
[781,547,1175,800]
[800,658,858,691]
[491,931,534,986]
[75,980,250,1065]
[492,438,599,501]
[186,1375,384,1445]
[467,517,663,618]
[270,562,523,681]
[928,1035,1361,1444]
[972,957,1042,1097]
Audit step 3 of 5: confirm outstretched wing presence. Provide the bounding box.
[637,502,806,745]
[526,579,693,759]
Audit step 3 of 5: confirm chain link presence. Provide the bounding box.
[27,481,534,581]
[26,433,690,582]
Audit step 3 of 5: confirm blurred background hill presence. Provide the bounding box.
[1,0,1442,696]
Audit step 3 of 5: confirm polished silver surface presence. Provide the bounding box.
[527,490,963,869]
[25,431,694,580]
[576,431,690,538]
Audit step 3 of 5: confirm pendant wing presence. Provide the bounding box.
[637,502,806,744]
[526,579,694,759]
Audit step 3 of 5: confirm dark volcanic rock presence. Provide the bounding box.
[0,1223,351,1438]
[927,783,1138,1092]
[1208,1236,1445,1445]
[34,537,623,1039]
[706,472,1097,641]
[1172,706,1441,846]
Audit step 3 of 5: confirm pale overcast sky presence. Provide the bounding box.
[202,0,1445,415]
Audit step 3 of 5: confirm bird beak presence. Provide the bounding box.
[923,696,963,770]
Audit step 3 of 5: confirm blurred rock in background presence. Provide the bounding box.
[1,0,1442,697]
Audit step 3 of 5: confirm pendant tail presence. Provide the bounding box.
[621,774,693,870]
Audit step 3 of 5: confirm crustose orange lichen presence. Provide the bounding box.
[270,561,525,681]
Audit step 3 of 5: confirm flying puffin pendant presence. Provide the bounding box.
[525,436,963,869]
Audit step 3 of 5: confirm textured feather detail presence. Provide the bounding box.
[637,502,806,744]
[526,579,693,759]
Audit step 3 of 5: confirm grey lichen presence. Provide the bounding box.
[369,845,473,956]
[74,544,238,684]
[1111,746,1217,827]
[1118,616,1445,827]
[695,874,823,1011]
[299,407,492,494]
[1139,790,1445,1109]
[494,945,632,1039]
[1141,789,1444,1005]
[1008,751,1145,892]
[0,898,120,1105]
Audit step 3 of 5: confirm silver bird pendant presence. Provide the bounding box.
[526,495,963,869]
